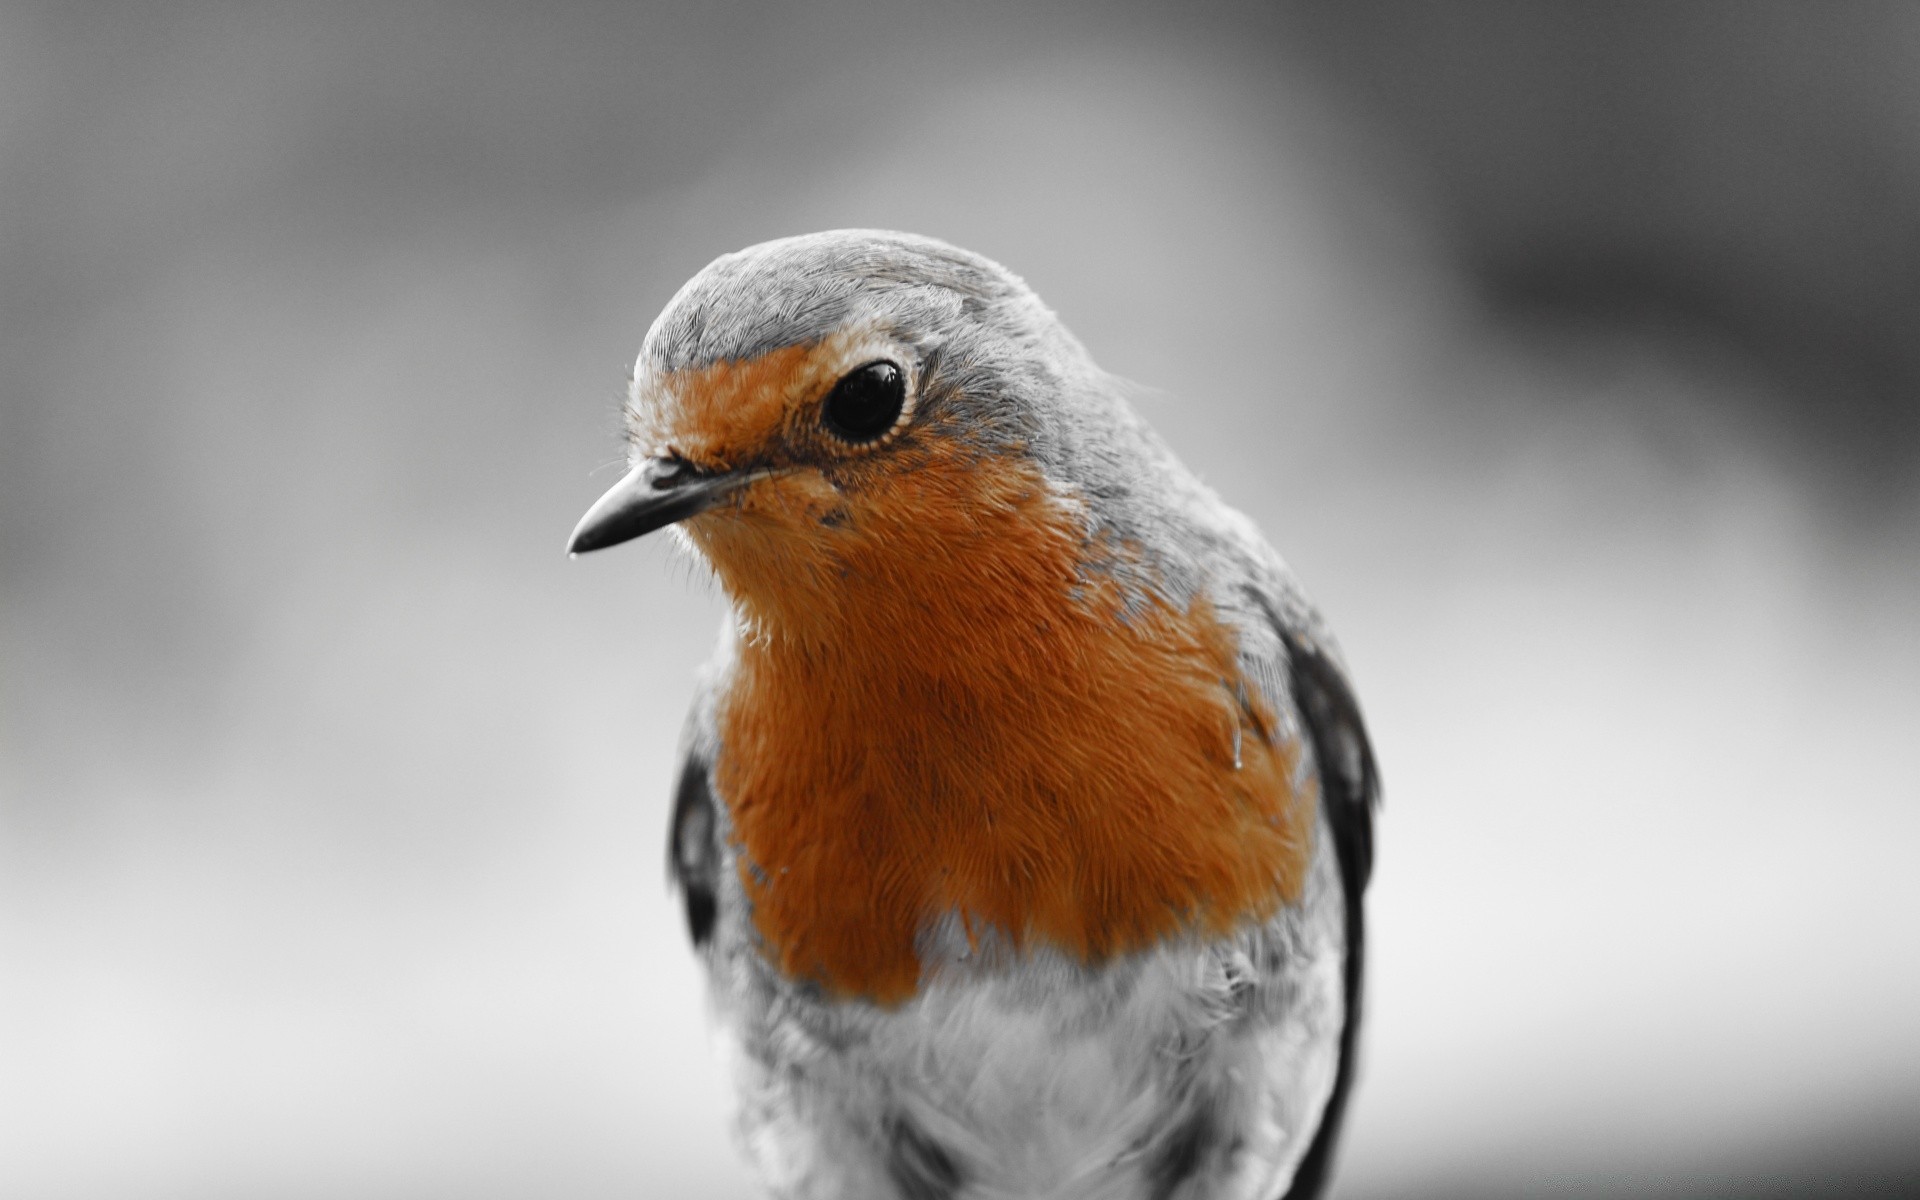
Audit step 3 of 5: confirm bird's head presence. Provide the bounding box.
[570,230,1187,640]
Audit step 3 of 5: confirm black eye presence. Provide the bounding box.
[821,360,906,443]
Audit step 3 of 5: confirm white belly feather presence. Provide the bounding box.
[705,809,1348,1200]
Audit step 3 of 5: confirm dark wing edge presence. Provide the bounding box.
[667,748,722,948]
[1268,610,1381,1200]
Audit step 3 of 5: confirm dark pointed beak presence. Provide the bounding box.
[567,456,741,555]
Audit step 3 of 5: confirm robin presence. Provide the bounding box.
[568,230,1378,1200]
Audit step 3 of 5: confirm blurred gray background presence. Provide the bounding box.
[4,3,1918,1197]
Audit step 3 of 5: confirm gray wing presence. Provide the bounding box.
[667,746,722,948]
[1248,591,1380,1200]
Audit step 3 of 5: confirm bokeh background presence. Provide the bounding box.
[4,3,1918,1197]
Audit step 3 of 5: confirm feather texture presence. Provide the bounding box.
[616,230,1381,1199]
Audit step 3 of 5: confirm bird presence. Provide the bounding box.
[568,230,1378,1200]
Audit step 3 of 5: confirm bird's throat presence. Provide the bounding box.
[707,459,1318,1005]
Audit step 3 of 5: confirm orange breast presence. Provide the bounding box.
[705,454,1315,1005]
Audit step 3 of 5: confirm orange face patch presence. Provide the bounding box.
[629,325,915,474]
[699,440,1318,1006]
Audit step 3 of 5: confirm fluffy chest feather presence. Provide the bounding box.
[702,461,1317,1005]
[711,812,1349,1200]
